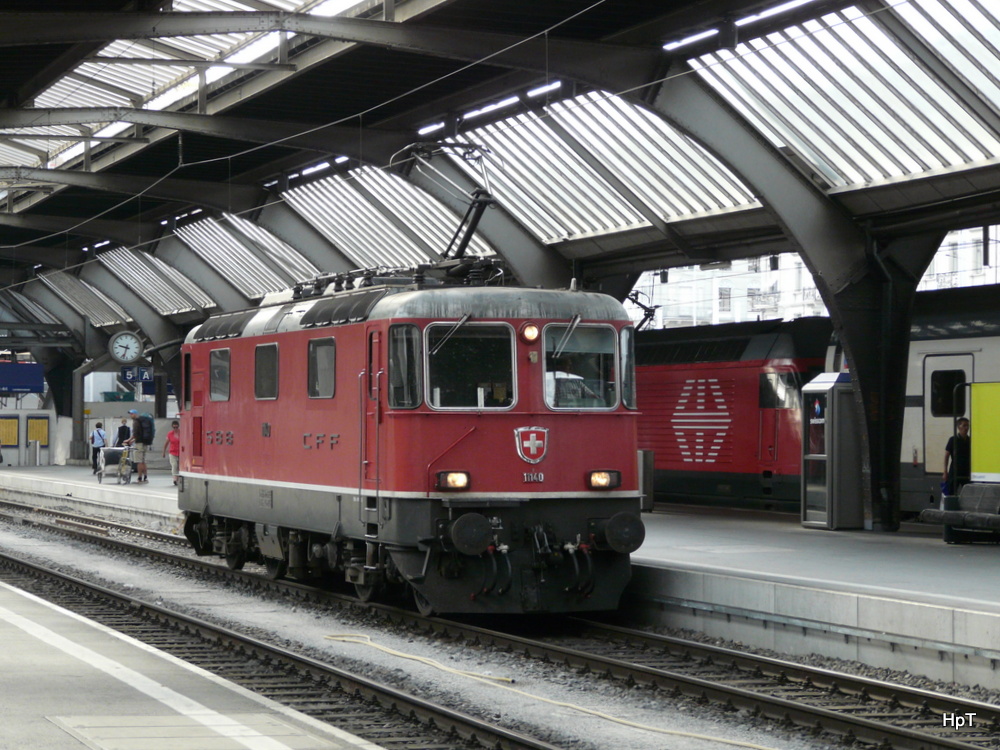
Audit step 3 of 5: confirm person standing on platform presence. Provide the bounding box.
[89,422,107,474]
[125,408,153,483]
[163,420,180,485]
[113,417,131,447]
[942,417,971,496]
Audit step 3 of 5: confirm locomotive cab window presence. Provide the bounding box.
[255,343,279,400]
[209,348,230,402]
[759,372,799,409]
[620,326,636,409]
[308,338,336,399]
[930,369,966,416]
[544,324,617,409]
[426,323,514,409]
[388,325,421,408]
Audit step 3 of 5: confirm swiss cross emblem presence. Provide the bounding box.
[515,426,548,464]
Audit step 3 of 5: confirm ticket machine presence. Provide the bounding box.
[801,372,864,529]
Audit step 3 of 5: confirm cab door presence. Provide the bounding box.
[362,328,383,487]
[187,370,205,469]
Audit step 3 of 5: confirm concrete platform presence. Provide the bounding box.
[0,464,180,525]
[0,581,383,750]
[626,506,1000,689]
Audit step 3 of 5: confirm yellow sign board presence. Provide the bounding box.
[0,417,18,447]
[971,382,1000,482]
[27,416,49,447]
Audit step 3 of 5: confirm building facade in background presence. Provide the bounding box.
[626,226,998,329]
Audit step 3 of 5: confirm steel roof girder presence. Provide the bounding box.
[0,107,411,162]
[0,244,85,270]
[0,211,158,247]
[647,62,869,293]
[0,12,662,95]
[408,156,571,289]
[0,166,262,215]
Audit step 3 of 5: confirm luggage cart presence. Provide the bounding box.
[97,445,133,484]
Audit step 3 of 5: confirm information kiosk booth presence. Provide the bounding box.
[801,372,864,529]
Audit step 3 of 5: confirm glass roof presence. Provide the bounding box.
[97,246,206,317]
[37,270,131,327]
[175,217,293,299]
[689,2,1000,190]
[7,0,1000,347]
[282,168,492,268]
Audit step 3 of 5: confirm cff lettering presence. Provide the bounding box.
[943,712,976,728]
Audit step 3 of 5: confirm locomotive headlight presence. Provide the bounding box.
[437,471,471,490]
[520,323,539,343]
[588,470,621,489]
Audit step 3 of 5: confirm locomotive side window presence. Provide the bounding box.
[388,325,421,408]
[759,372,799,409]
[620,326,636,409]
[307,338,336,399]
[930,369,966,416]
[426,323,514,409]
[209,349,230,401]
[254,343,279,400]
[544,325,617,409]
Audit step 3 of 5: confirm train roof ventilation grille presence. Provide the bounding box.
[192,310,257,341]
[636,338,750,365]
[300,288,388,328]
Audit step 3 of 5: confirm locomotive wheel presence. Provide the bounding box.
[264,558,287,580]
[412,587,435,617]
[353,583,380,602]
[225,551,246,571]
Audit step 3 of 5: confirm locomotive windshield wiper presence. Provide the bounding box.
[552,314,582,359]
[430,313,472,356]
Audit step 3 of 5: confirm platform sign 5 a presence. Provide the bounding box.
[121,366,152,382]
[971,382,1000,483]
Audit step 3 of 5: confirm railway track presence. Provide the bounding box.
[0,552,562,750]
[2,503,998,749]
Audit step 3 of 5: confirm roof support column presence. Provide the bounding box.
[644,62,931,530]
[830,232,943,529]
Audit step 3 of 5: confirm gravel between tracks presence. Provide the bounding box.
[1,516,990,750]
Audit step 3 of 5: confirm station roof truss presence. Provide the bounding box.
[0,0,995,375]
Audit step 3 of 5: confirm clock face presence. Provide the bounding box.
[109,332,143,363]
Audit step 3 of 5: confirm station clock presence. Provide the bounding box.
[108,330,144,364]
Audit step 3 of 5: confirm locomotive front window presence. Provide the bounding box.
[308,338,336,399]
[209,348,230,402]
[426,323,514,409]
[388,325,421,408]
[544,325,617,409]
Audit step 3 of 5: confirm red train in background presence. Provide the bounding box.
[635,317,832,510]
[178,258,645,615]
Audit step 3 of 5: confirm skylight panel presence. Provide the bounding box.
[689,4,1000,190]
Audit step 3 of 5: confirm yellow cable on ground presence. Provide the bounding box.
[326,633,785,750]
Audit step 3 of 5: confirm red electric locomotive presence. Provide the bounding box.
[635,317,831,510]
[179,260,645,615]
